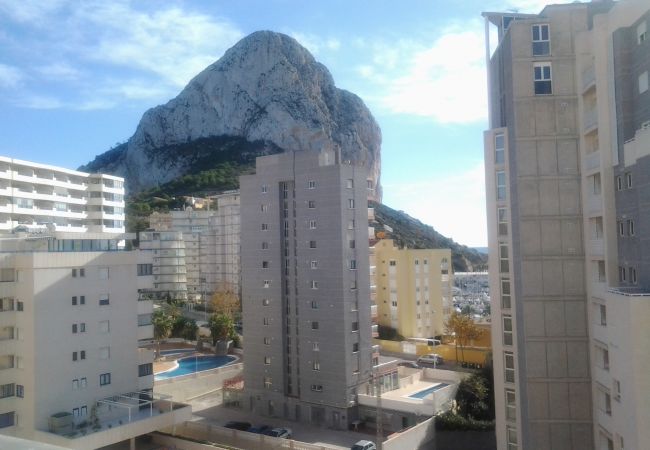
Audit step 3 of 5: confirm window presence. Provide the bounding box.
[261,204,268,212]
[138,363,153,377]
[98,267,109,280]
[262,241,269,249]
[640,71,649,94]
[312,361,320,371]
[495,133,505,164]
[351,280,357,290]
[499,244,509,273]
[631,267,637,284]
[99,373,111,386]
[532,24,550,55]
[605,392,612,415]
[638,21,648,44]
[616,176,623,191]
[16,385,23,398]
[264,337,271,345]
[348,219,355,229]
[99,294,109,306]
[506,426,518,450]
[16,301,23,311]
[309,220,317,229]
[311,321,319,330]
[80,351,85,360]
[353,342,359,353]
[261,184,268,193]
[264,356,271,365]
[349,239,355,249]
[628,219,635,236]
[0,383,14,399]
[389,260,396,267]
[346,179,354,188]
[80,378,87,388]
[137,264,153,276]
[311,300,318,309]
[626,172,633,188]
[264,280,270,288]
[0,411,15,429]
[261,223,269,231]
[72,352,77,361]
[348,199,355,209]
[262,298,270,306]
[310,280,318,289]
[619,266,626,282]
[308,180,316,189]
[311,384,323,392]
[262,261,269,269]
[534,62,552,95]
[503,316,513,346]
[352,322,359,332]
[309,240,317,249]
[79,268,85,277]
[599,304,607,326]
[618,221,625,237]
[501,279,511,309]
[504,352,515,383]
[496,171,506,200]
[310,261,318,269]
[505,389,517,421]
[99,320,110,333]
[349,260,357,270]
[264,377,272,389]
[72,269,77,278]
[72,296,77,306]
[72,324,78,334]
[498,208,508,235]
[263,317,270,326]
[613,379,621,401]
[308,200,316,209]
[313,342,320,351]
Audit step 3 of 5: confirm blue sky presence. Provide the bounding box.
[0,0,567,246]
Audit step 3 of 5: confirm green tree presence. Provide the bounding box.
[445,312,484,363]
[152,309,174,358]
[208,313,235,346]
[455,368,495,421]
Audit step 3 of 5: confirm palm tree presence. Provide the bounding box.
[152,309,174,359]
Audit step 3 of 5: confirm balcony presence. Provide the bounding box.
[590,239,604,257]
[371,304,378,320]
[371,324,379,338]
[586,194,603,216]
[584,150,600,174]
[583,107,598,134]
[137,324,154,341]
[582,65,596,94]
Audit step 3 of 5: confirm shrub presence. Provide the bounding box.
[435,412,494,431]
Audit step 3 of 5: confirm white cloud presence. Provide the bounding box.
[383,163,487,247]
[36,62,81,81]
[286,31,342,55]
[0,64,23,88]
[16,94,64,109]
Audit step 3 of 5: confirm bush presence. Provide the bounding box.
[435,412,494,431]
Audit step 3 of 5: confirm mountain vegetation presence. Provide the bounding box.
[371,201,488,272]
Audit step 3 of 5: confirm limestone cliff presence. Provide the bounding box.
[81,31,382,198]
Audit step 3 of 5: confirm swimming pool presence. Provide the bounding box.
[155,355,237,380]
[408,383,450,399]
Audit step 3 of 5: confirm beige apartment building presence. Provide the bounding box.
[0,232,190,449]
[484,1,650,449]
[372,239,451,339]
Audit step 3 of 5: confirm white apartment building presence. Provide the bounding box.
[0,232,190,449]
[148,191,241,299]
[138,231,188,301]
[0,157,125,234]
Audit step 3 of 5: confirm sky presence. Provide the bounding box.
[0,0,570,247]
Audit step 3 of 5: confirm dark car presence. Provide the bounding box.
[248,424,271,434]
[224,421,251,431]
[397,361,420,369]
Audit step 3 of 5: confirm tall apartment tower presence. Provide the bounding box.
[240,149,372,429]
[483,4,604,449]
[484,2,650,449]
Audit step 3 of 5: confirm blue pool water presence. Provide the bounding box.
[155,355,236,380]
[408,383,450,399]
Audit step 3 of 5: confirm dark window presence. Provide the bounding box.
[72,296,77,306]
[80,351,85,360]
[16,385,23,398]
[99,373,111,386]
[99,295,109,306]
[72,352,77,361]
[534,63,552,95]
[353,343,359,353]
[80,295,85,305]
[137,264,153,276]
[311,321,319,330]
[138,363,153,377]
[0,411,15,428]
[72,324,77,333]
[72,269,77,278]
[532,24,550,56]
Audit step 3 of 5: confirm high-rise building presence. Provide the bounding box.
[138,231,188,301]
[0,157,125,234]
[240,149,372,429]
[0,232,190,449]
[372,239,452,339]
[483,1,650,449]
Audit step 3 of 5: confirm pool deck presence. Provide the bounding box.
[154,360,177,374]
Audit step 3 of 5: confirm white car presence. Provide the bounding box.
[352,440,376,450]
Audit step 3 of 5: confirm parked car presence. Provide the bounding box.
[352,440,377,450]
[224,421,251,431]
[397,361,420,369]
[264,427,292,438]
[247,424,271,434]
[417,353,444,366]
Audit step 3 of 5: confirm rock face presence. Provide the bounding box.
[82,31,382,197]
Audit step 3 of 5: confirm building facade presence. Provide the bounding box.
[240,149,372,429]
[0,232,189,449]
[138,231,188,301]
[0,157,125,234]
[372,239,452,339]
[484,1,650,449]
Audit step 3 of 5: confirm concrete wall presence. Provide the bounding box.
[383,416,435,450]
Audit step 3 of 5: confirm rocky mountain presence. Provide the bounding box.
[81,30,382,198]
[370,201,488,272]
